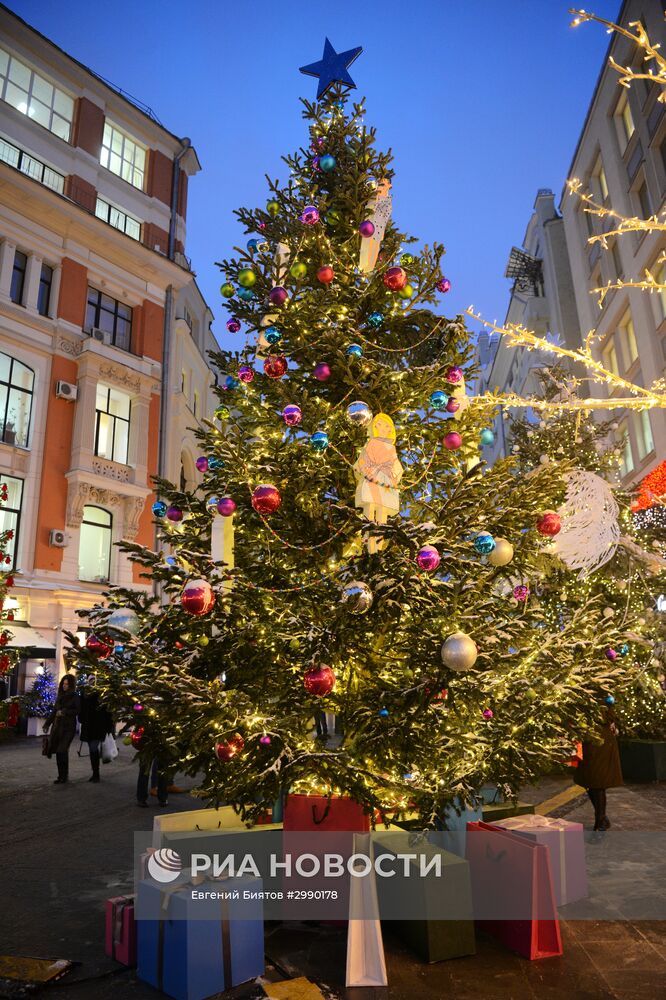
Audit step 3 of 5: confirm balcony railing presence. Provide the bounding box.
[0,136,65,195]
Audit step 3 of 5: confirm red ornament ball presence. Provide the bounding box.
[445,365,464,384]
[264,355,288,378]
[181,578,215,616]
[86,634,113,658]
[536,512,561,537]
[304,664,336,697]
[313,362,331,381]
[383,266,407,291]
[0,653,11,674]
[252,484,282,515]
[215,732,245,762]
[131,726,145,748]
[443,431,462,450]
[317,265,335,284]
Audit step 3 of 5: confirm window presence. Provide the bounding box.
[618,311,638,368]
[593,155,609,201]
[37,263,52,317]
[100,122,145,189]
[635,409,654,461]
[619,422,634,477]
[602,338,619,377]
[0,137,65,194]
[79,506,112,582]
[181,370,187,394]
[660,133,666,176]
[0,46,73,140]
[611,240,623,281]
[0,475,22,569]
[0,352,33,448]
[95,385,131,465]
[655,261,666,324]
[85,287,132,351]
[616,95,635,151]
[10,250,26,305]
[193,390,199,417]
[95,197,141,241]
[635,178,652,219]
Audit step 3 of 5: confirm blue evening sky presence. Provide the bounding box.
[10,0,620,347]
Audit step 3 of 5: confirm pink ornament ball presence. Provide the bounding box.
[359,220,375,237]
[181,578,215,616]
[216,497,237,517]
[513,585,530,602]
[446,397,460,413]
[259,735,272,746]
[482,708,494,720]
[251,484,282,515]
[303,664,336,697]
[300,205,320,225]
[195,456,209,473]
[258,222,266,230]
[416,545,441,572]
[383,266,407,291]
[238,365,254,383]
[268,286,288,306]
[313,362,331,381]
[605,648,619,661]
[226,317,241,334]
[445,365,464,384]
[166,506,183,522]
[437,277,452,293]
[264,355,288,379]
[282,404,302,426]
[443,431,462,450]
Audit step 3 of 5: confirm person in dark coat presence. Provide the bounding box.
[574,705,623,831]
[79,687,114,783]
[44,675,80,784]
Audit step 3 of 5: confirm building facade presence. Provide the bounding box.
[476,189,582,463]
[0,4,216,692]
[561,0,666,484]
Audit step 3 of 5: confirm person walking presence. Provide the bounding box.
[137,759,169,808]
[574,702,623,831]
[44,674,80,785]
[79,686,114,783]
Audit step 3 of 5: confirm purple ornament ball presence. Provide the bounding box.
[416,545,441,572]
[238,365,254,383]
[482,708,494,720]
[446,397,460,413]
[445,365,464,384]
[513,585,530,602]
[313,362,331,382]
[166,506,183,522]
[437,277,452,293]
[259,735,272,746]
[268,286,288,306]
[300,205,320,225]
[605,648,618,661]
[216,497,237,517]
[282,404,302,426]
[359,220,375,237]
[226,317,241,334]
[195,456,209,473]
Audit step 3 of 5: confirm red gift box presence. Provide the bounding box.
[465,821,562,960]
[283,794,370,832]
[105,895,136,966]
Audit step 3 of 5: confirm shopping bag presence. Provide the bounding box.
[101,733,118,763]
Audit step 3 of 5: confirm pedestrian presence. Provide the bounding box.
[79,686,114,783]
[43,674,80,785]
[574,703,623,831]
[137,759,169,808]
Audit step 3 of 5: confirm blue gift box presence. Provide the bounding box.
[137,877,264,1000]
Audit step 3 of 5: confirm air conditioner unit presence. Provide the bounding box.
[49,529,67,547]
[91,328,113,346]
[55,380,77,401]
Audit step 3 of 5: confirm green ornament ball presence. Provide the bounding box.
[325,209,341,226]
[220,282,235,298]
[289,638,300,651]
[399,283,414,299]
[215,406,230,421]
[267,200,279,216]
[400,253,414,266]
[290,261,308,280]
[238,268,256,288]
[320,154,336,172]
[198,635,209,647]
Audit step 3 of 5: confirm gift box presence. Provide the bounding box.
[494,814,588,906]
[152,805,262,850]
[137,877,264,1000]
[482,801,535,823]
[161,826,281,873]
[283,794,370,832]
[465,821,562,960]
[375,832,475,963]
[105,895,136,966]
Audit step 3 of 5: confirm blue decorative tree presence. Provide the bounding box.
[23,670,57,718]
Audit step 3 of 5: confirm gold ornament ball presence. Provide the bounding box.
[266,199,280,216]
[441,631,478,671]
[487,538,513,567]
[341,580,373,615]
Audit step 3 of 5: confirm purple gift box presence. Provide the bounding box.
[494,814,588,906]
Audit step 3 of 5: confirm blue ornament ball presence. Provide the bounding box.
[480,429,495,446]
[264,326,282,345]
[430,390,449,410]
[320,154,336,172]
[474,532,496,555]
[152,501,167,517]
[310,431,329,453]
[225,375,240,390]
[378,708,389,718]
[605,694,615,705]
[246,238,259,252]
[206,496,219,513]
[367,312,384,329]
[619,643,629,656]
[238,287,254,301]
[208,456,224,471]
[346,344,363,358]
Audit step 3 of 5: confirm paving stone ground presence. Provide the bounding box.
[0,736,664,1000]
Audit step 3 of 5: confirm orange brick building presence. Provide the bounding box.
[0,4,216,689]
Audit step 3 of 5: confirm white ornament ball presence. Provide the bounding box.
[106,608,141,635]
[610,422,619,430]
[539,454,550,465]
[441,631,478,671]
[341,580,373,614]
[602,607,615,619]
[346,400,373,427]
[487,538,514,567]
[512,445,520,452]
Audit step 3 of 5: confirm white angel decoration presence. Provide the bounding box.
[553,469,620,578]
[354,412,403,552]
[359,179,392,274]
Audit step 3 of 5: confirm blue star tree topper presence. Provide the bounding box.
[299,38,363,99]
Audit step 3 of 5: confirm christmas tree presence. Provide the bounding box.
[69,67,638,825]
[22,669,57,718]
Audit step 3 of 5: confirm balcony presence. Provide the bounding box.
[0,136,65,195]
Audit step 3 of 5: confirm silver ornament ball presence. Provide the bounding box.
[106,608,141,635]
[346,400,373,427]
[487,538,514,567]
[341,580,373,614]
[441,631,478,671]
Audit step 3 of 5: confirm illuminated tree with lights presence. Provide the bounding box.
[68,80,641,825]
[0,479,19,682]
